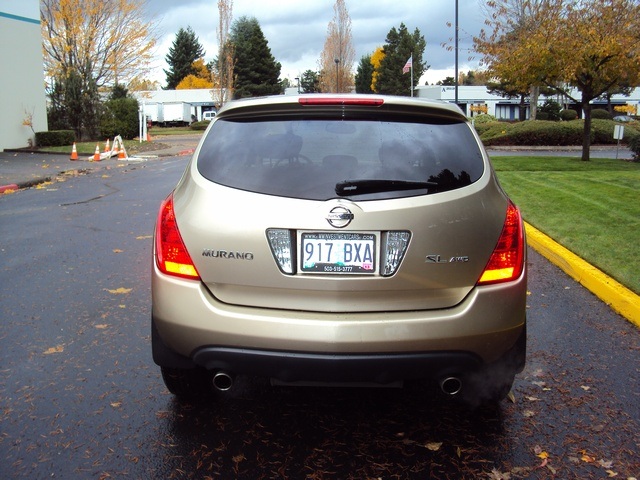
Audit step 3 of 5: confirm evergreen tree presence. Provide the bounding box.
[164,27,205,89]
[376,23,427,96]
[231,16,282,98]
[300,70,320,93]
[355,54,374,93]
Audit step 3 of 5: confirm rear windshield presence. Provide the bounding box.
[197,114,484,201]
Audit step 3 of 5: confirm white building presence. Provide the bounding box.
[0,0,48,150]
[133,89,218,124]
[416,85,640,120]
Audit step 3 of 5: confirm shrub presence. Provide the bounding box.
[35,130,75,147]
[629,135,640,162]
[100,97,140,140]
[539,100,562,121]
[472,114,496,124]
[591,109,612,120]
[190,121,210,131]
[560,109,578,121]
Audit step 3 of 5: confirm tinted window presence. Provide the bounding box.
[197,115,484,201]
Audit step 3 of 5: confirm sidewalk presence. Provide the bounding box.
[1,142,638,327]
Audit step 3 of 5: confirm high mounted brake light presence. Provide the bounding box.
[298,97,384,107]
[155,194,200,280]
[477,201,525,285]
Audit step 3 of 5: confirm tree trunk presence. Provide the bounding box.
[530,85,539,120]
[581,103,592,161]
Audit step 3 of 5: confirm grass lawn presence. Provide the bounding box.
[492,156,640,295]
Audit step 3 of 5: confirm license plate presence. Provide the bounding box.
[300,232,377,274]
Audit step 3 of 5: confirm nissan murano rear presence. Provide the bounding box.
[152,94,527,405]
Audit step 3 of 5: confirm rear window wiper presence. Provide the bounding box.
[335,179,438,196]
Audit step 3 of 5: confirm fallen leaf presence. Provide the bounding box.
[599,459,614,469]
[425,442,442,451]
[44,345,64,354]
[95,324,109,329]
[488,468,511,480]
[581,385,591,391]
[136,235,152,240]
[507,390,516,403]
[105,287,132,294]
[523,410,536,418]
[606,470,618,477]
[537,451,549,460]
[112,249,123,253]
[581,454,596,463]
[110,401,122,408]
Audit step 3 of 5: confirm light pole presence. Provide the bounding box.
[334,58,340,93]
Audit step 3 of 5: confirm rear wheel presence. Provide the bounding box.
[160,366,214,399]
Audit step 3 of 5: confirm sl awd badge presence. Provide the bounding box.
[425,254,469,264]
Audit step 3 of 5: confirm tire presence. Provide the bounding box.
[160,366,214,399]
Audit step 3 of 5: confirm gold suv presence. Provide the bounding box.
[152,94,527,404]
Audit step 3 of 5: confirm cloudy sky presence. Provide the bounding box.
[144,0,486,86]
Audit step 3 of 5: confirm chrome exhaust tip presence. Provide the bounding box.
[440,376,463,396]
[212,371,234,391]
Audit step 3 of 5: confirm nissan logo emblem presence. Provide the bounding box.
[326,206,354,228]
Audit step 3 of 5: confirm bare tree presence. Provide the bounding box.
[41,0,157,88]
[213,0,234,107]
[318,0,356,93]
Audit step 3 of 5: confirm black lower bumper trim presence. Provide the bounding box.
[191,347,482,384]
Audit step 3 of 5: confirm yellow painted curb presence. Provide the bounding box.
[525,222,640,328]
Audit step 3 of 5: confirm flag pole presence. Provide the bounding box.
[410,53,414,97]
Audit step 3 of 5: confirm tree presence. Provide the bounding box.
[437,77,456,86]
[370,47,385,92]
[101,85,139,139]
[318,0,356,92]
[230,16,281,98]
[164,27,205,89]
[300,70,321,93]
[177,59,213,89]
[41,0,156,88]
[355,54,374,94]
[475,0,640,161]
[375,23,427,96]
[212,0,234,107]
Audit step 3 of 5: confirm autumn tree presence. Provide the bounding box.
[318,0,356,93]
[41,0,156,88]
[230,16,281,98]
[375,23,427,96]
[355,54,374,94]
[370,47,385,92]
[164,27,205,89]
[177,59,214,89]
[475,0,640,161]
[213,0,235,107]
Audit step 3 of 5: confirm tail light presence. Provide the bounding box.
[155,194,200,280]
[477,201,525,285]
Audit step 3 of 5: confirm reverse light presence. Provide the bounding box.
[266,229,294,274]
[382,231,411,277]
[477,201,525,285]
[155,194,200,280]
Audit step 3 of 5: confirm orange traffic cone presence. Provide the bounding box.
[117,142,126,159]
[70,142,78,161]
[93,144,101,162]
[104,138,110,152]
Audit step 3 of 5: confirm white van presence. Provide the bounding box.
[202,111,216,121]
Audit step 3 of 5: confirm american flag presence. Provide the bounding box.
[402,56,412,74]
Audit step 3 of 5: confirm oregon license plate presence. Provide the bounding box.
[300,232,377,274]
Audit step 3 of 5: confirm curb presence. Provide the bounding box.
[525,222,640,328]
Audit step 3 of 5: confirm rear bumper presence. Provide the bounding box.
[152,261,527,381]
